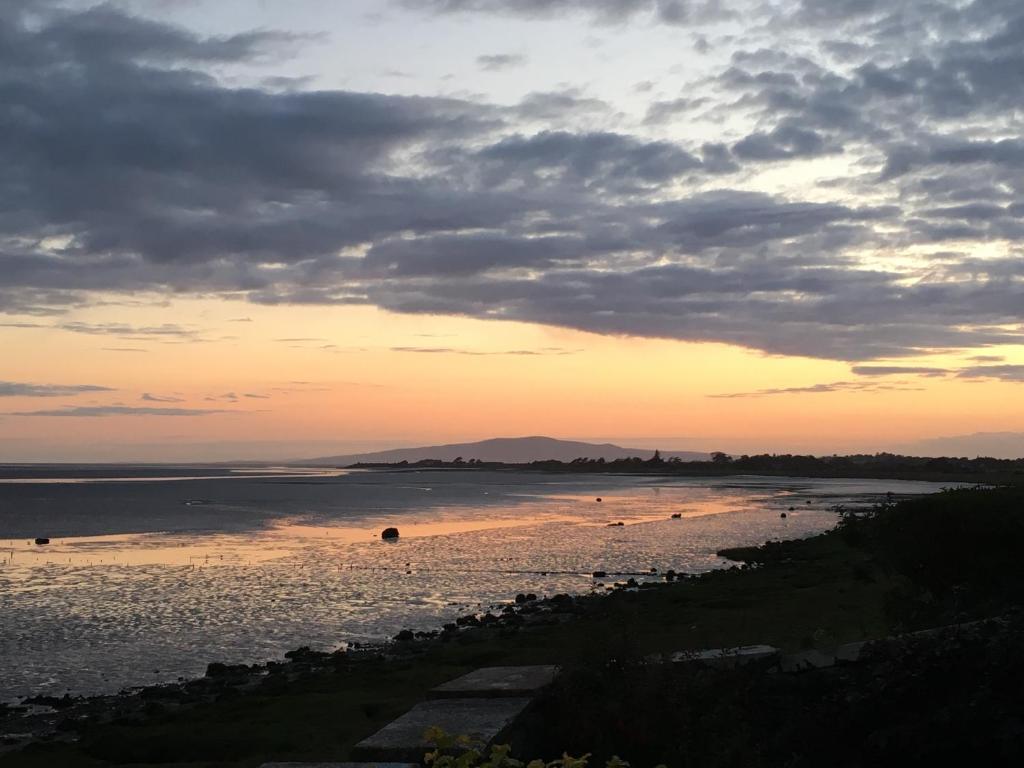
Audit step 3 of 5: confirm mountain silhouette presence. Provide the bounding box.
[303,436,708,466]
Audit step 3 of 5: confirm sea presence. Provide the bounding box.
[0,466,950,702]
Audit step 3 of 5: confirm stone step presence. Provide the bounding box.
[669,644,780,667]
[428,666,560,699]
[351,697,533,765]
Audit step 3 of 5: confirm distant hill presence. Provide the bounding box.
[303,436,708,466]
[895,431,1024,460]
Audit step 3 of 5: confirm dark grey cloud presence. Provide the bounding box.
[0,381,114,397]
[6,406,227,417]
[477,53,526,71]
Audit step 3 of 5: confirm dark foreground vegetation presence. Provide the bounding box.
[2,487,1022,767]
[355,452,1024,484]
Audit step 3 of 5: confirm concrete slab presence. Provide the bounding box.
[429,666,560,699]
[351,697,532,764]
[670,644,780,667]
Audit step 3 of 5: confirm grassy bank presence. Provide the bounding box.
[4,486,1022,767]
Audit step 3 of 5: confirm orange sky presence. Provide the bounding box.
[3,296,1022,461]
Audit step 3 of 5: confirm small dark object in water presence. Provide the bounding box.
[596,497,602,502]
[780,512,788,519]
[381,527,400,540]
[806,500,812,505]
[607,521,624,527]
[592,570,607,578]
[671,513,682,519]
[394,629,414,642]
[788,506,795,511]
[34,537,49,546]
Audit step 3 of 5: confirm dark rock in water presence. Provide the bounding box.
[34,537,49,545]
[671,513,682,519]
[649,567,658,573]
[381,527,400,540]
[394,629,415,642]
[526,592,537,602]
[780,512,788,518]
[515,593,527,604]
[592,570,607,578]
[607,521,624,527]
[596,497,602,502]
[665,569,677,581]
[204,661,250,678]
[285,646,330,663]
[626,578,639,588]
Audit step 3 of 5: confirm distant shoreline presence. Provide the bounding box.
[348,456,1024,486]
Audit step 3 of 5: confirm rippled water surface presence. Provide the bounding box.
[0,468,947,701]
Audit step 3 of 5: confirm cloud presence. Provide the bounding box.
[6,406,228,417]
[390,346,579,355]
[57,322,199,339]
[0,381,114,397]
[850,366,950,377]
[709,380,924,398]
[477,53,526,71]
[141,392,185,402]
[956,365,1024,382]
[401,0,723,25]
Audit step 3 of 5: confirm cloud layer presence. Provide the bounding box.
[0,0,1022,362]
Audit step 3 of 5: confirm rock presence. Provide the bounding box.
[607,521,624,527]
[592,570,607,578]
[595,497,602,502]
[429,665,561,700]
[670,513,682,519]
[34,537,50,545]
[381,527,400,540]
[780,512,787,518]
[514,593,527,604]
[394,630,415,642]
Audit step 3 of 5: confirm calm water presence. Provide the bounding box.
[0,468,947,701]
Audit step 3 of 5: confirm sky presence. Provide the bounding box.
[1,0,1023,461]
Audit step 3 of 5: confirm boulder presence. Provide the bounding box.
[381,527,400,540]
